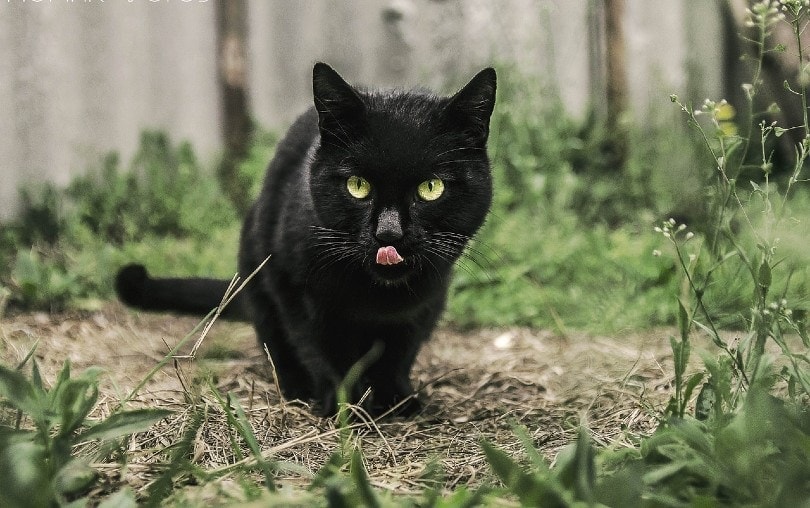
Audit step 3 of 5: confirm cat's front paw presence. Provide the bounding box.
[366,391,422,418]
[311,391,338,418]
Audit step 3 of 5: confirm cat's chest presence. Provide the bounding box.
[305,276,442,323]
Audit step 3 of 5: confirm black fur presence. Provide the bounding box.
[116,63,496,416]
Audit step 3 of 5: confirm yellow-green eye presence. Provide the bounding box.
[417,178,445,201]
[346,176,371,199]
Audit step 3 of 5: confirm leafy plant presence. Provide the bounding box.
[67,131,236,243]
[9,248,83,311]
[662,0,810,418]
[483,385,810,506]
[0,350,169,506]
[482,427,599,507]
[478,4,810,506]
[1,131,242,312]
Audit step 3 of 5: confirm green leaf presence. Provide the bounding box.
[144,406,204,507]
[481,439,524,486]
[695,382,715,421]
[229,393,276,492]
[677,299,690,342]
[13,342,39,372]
[79,409,171,442]
[682,372,705,412]
[350,449,379,508]
[97,488,138,508]
[556,427,595,503]
[642,460,688,485]
[759,260,771,295]
[513,424,549,472]
[435,487,487,508]
[31,359,44,396]
[0,434,54,507]
[57,380,99,437]
[55,359,72,388]
[311,451,348,488]
[0,363,43,420]
[481,440,566,507]
[54,458,98,497]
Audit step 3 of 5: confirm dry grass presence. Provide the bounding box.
[0,305,676,501]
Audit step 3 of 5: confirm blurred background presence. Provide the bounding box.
[3,0,809,334]
[2,0,725,219]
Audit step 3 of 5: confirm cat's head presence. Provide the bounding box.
[308,63,496,286]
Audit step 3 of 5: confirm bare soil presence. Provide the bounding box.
[0,305,676,499]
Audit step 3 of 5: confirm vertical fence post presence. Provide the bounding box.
[604,0,628,169]
[216,0,254,216]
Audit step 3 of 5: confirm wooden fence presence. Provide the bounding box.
[0,0,723,219]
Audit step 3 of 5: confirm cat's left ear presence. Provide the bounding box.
[312,63,366,138]
[443,68,497,146]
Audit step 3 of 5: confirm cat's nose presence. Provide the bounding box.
[376,208,403,244]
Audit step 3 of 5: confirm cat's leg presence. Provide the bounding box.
[303,342,416,417]
[251,295,314,403]
[284,342,340,417]
[286,324,374,417]
[299,324,426,417]
[363,335,423,416]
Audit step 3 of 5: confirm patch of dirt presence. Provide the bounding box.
[0,305,676,498]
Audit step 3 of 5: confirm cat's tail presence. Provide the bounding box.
[115,264,252,321]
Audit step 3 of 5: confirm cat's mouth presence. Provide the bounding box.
[370,245,414,284]
[376,246,404,266]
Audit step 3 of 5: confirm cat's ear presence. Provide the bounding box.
[443,68,497,146]
[312,63,365,138]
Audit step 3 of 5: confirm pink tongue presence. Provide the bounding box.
[376,246,404,265]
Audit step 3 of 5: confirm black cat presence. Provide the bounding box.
[116,63,496,417]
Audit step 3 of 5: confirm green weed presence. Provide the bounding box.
[664,0,810,416]
[0,131,239,312]
[482,386,810,506]
[478,3,810,507]
[0,349,169,506]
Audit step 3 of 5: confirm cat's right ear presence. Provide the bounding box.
[312,63,365,139]
[443,67,497,147]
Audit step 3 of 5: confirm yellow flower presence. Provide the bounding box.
[715,103,737,138]
[715,102,736,122]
